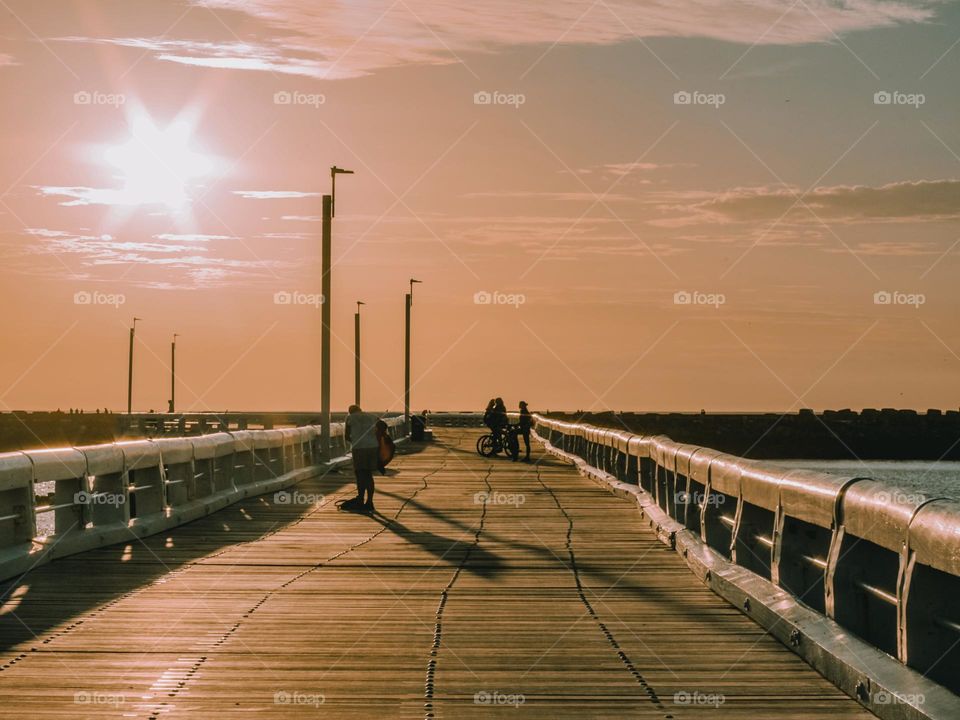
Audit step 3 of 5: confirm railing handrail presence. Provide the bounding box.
[533,413,960,706]
[0,417,408,582]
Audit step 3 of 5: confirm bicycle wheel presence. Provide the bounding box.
[477,434,497,457]
[504,431,520,460]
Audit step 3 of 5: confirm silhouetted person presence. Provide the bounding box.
[483,399,496,433]
[518,401,532,462]
[411,410,428,441]
[345,404,380,513]
[491,397,514,456]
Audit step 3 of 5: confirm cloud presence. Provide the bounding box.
[27,229,210,257]
[233,190,321,199]
[61,1,945,79]
[24,228,285,288]
[824,240,943,256]
[280,215,323,222]
[57,37,334,78]
[35,186,135,207]
[154,233,238,242]
[462,191,634,201]
[0,53,17,67]
[668,179,960,224]
[576,162,692,177]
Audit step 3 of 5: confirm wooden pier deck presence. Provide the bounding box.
[0,429,874,718]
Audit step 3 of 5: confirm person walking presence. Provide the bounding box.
[345,404,380,513]
[518,401,532,462]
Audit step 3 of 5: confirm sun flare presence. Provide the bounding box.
[103,110,214,209]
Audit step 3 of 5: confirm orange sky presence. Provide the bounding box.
[1,0,959,413]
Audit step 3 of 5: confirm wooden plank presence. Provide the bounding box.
[0,430,875,718]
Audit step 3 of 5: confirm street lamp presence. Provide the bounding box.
[330,165,354,218]
[405,279,423,423]
[127,317,142,415]
[355,301,365,406]
[168,333,179,413]
[320,166,354,457]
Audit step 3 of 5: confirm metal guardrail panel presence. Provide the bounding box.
[117,440,161,470]
[23,448,86,482]
[0,452,32,492]
[841,479,934,553]
[909,500,960,575]
[192,433,235,460]
[77,444,124,476]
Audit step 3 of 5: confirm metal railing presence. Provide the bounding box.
[533,414,960,697]
[0,417,407,582]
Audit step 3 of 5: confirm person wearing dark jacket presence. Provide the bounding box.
[483,399,496,432]
[518,401,532,462]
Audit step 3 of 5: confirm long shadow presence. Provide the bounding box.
[0,441,431,654]
[378,442,719,612]
[369,513,503,579]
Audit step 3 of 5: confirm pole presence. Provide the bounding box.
[127,326,134,415]
[320,194,332,457]
[354,305,361,406]
[404,292,411,423]
[169,335,177,413]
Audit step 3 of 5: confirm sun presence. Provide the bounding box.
[104,109,214,209]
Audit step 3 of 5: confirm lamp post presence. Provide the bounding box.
[355,301,365,406]
[320,166,354,457]
[168,333,179,413]
[127,317,142,415]
[405,279,422,425]
[330,165,354,218]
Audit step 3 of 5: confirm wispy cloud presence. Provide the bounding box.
[35,186,135,207]
[664,179,960,224]
[24,229,285,287]
[58,1,946,79]
[56,37,333,78]
[154,233,238,242]
[462,191,634,201]
[28,229,210,257]
[233,190,321,199]
[576,162,692,177]
[280,215,323,222]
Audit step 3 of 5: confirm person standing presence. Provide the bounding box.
[345,404,380,513]
[518,401,532,462]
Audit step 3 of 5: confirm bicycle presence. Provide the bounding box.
[477,424,520,460]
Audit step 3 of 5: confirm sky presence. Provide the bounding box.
[1,0,959,413]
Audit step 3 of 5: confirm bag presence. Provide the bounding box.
[376,420,396,472]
